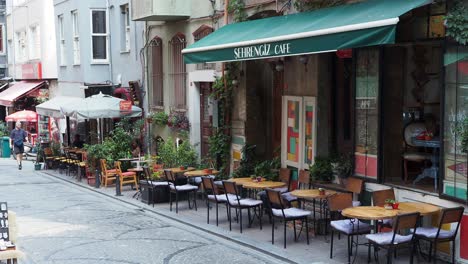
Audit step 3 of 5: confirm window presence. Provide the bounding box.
[120,4,130,52]
[15,31,26,62]
[150,37,163,107]
[169,33,186,109]
[0,24,4,54]
[28,25,40,59]
[193,25,213,70]
[58,15,66,65]
[90,9,108,62]
[71,10,80,65]
[443,43,468,201]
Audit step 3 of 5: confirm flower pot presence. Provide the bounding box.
[256,176,262,182]
[34,163,42,170]
[179,166,185,170]
[318,189,325,195]
[146,117,153,123]
[203,168,213,174]
[392,202,400,209]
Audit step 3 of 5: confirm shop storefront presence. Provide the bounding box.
[183,0,467,261]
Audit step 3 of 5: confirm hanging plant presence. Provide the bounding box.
[167,110,190,131]
[228,0,248,22]
[445,0,468,45]
[151,111,169,126]
[294,0,345,12]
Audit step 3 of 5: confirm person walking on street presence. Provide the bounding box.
[10,121,28,170]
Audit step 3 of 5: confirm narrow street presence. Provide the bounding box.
[0,158,286,264]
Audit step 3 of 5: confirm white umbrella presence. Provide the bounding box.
[60,92,142,119]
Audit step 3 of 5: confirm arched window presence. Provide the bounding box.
[168,33,186,109]
[150,37,163,107]
[193,25,214,70]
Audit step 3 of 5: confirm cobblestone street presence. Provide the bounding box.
[0,159,287,264]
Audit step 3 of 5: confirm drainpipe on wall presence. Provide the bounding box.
[106,0,113,84]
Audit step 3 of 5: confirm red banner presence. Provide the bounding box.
[119,101,132,112]
[336,49,353,59]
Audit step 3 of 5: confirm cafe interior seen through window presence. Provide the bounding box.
[443,43,468,201]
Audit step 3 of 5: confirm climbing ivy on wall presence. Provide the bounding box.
[294,0,346,12]
[228,0,248,22]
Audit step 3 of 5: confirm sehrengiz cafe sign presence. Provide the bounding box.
[233,43,291,60]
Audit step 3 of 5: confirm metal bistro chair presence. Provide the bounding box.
[222,181,263,233]
[266,188,311,248]
[201,176,232,226]
[414,206,464,264]
[373,188,396,230]
[366,212,420,264]
[329,193,372,263]
[345,177,364,207]
[164,169,198,213]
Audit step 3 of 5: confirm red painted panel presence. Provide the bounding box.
[460,215,468,260]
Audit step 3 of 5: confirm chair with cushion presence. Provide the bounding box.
[414,206,464,264]
[328,193,372,263]
[165,169,198,213]
[222,181,263,233]
[100,159,117,187]
[114,161,138,191]
[402,122,431,183]
[277,168,292,193]
[366,212,420,264]
[266,188,311,248]
[282,169,310,203]
[372,188,396,230]
[201,177,231,226]
[346,177,364,207]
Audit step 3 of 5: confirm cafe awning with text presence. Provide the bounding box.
[182,0,432,63]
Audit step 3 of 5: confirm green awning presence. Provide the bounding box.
[183,0,431,63]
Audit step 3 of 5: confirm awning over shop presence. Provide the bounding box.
[182,0,431,63]
[0,81,45,107]
[36,96,83,118]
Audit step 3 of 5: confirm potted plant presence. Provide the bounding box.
[318,187,325,195]
[151,111,169,126]
[384,199,399,209]
[331,153,354,185]
[309,156,333,183]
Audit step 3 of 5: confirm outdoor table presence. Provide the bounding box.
[242,181,285,190]
[184,169,220,178]
[118,158,139,162]
[397,202,440,216]
[290,189,337,235]
[228,177,265,185]
[163,167,196,174]
[130,159,147,169]
[128,167,145,199]
[342,206,398,220]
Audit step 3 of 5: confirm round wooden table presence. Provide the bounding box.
[162,167,196,174]
[242,181,286,190]
[396,202,440,216]
[184,170,220,178]
[228,177,264,185]
[290,189,337,200]
[342,206,399,220]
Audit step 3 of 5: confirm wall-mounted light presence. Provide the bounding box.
[275,61,284,72]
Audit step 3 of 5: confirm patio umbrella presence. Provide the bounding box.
[5,110,38,122]
[60,92,142,119]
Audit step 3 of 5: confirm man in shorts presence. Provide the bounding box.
[10,121,28,170]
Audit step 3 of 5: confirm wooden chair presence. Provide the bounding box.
[366,212,420,264]
[328,193,372,263]
[282,169,310,202]
[345,177,364,207]
[402,122,431,183]
[414,206,464,264]
[277,168,292,192]
[372,188,396,230]
[100,159,117,187]
[222,181,263,233]
[164,169,198,213]
[114,161,138,191]
[266,188,311,248]
[201,177,230,226]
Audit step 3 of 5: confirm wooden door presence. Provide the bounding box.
[200,83,213,157]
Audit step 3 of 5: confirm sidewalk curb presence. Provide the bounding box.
[39,171,297,264]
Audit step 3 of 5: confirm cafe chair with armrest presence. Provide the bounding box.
[165,169,198,213]
[402,122,431,183]
[266,188,311,248]
[222,181,263,233]
[328,193,372,263]
[366,212,420,264]
[414,206,464,264]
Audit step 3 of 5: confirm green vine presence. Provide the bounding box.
[446,0,468,45]
[294,0,345,12]
[207,62,240,179]
[228,0,248,22]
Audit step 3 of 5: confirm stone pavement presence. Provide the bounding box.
[1,158,434,263]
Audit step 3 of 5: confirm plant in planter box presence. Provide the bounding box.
[384,199,399,209]
[151,111,169,126]
[167,111,190,131]
[176,140,198,168]
[330,153,353,183]
[309,156,333,183]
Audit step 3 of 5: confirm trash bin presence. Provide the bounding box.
[2,136,10,158]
